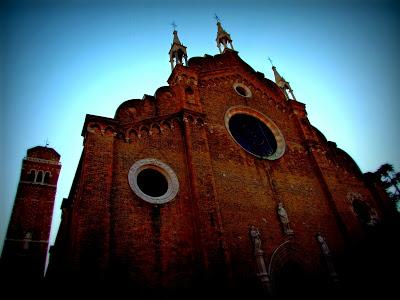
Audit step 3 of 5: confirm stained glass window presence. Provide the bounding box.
[228,114,277,158]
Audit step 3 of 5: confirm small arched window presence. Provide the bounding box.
[44,172,51,184]
[27,170,36,182]
[36,171,43,184]
[185,86,194,95]
[352,200,371,225]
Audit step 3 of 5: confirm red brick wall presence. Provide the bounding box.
[49,51,390,293]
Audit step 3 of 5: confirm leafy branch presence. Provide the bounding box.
[374,163,400,206]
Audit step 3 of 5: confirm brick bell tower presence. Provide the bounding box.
[1,146,61,281]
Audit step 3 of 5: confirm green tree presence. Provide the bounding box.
[375,163,400,209]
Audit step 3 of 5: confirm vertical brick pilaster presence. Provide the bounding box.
[182,111,231,287]
[70,128,113,280]
[290,101,350,244]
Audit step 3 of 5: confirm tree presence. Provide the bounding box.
[375,163,400,209]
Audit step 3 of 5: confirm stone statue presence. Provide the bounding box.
[316,232,339,281]
[277,202,293,235]
[250,225,262,252]
[316,233,330,256]
[367,209,379,227]
[249,225,270,292]
[23,231,32,250]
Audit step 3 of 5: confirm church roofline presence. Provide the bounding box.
[27,146,60,159]
[64,151,84,207]
[114,99,141,118]
[154,86,173,98]
[335,147,363,174]
[81,114,118,137]
[311,125,328,143]
[186,51,281,93]
[113,97,157,121]
[327,142,363,177]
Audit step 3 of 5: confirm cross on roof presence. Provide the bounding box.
[214,14,220,22]
[171,21,177,31]
[268,57,274,66]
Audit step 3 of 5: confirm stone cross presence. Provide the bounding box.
[268,57,274,67]
[171,21,177,31]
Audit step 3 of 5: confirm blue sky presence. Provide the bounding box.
[1,0,399,254]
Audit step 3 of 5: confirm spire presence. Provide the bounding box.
[215,14,234,53]
[269,59,296,101]
[168,23,188,71]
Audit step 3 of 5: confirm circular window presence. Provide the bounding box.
[128,158,179,204]
[137,169,168,197]
[225,106,285,160]
[233,83,252,98]
[229,114,277,157]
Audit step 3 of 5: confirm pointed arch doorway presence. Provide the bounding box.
[268,241,319,298]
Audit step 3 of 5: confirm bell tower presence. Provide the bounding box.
[0,146,61,281]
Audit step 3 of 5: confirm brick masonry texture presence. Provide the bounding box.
[24,51,398,297]
[1,146,61,281]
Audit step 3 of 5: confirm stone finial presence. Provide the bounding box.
[272,65,296,101]
[216,20,234,53]
[169,27,188,71]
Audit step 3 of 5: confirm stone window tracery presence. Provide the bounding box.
[225,106,285,160]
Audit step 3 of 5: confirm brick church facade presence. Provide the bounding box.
[2,21,399,296]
